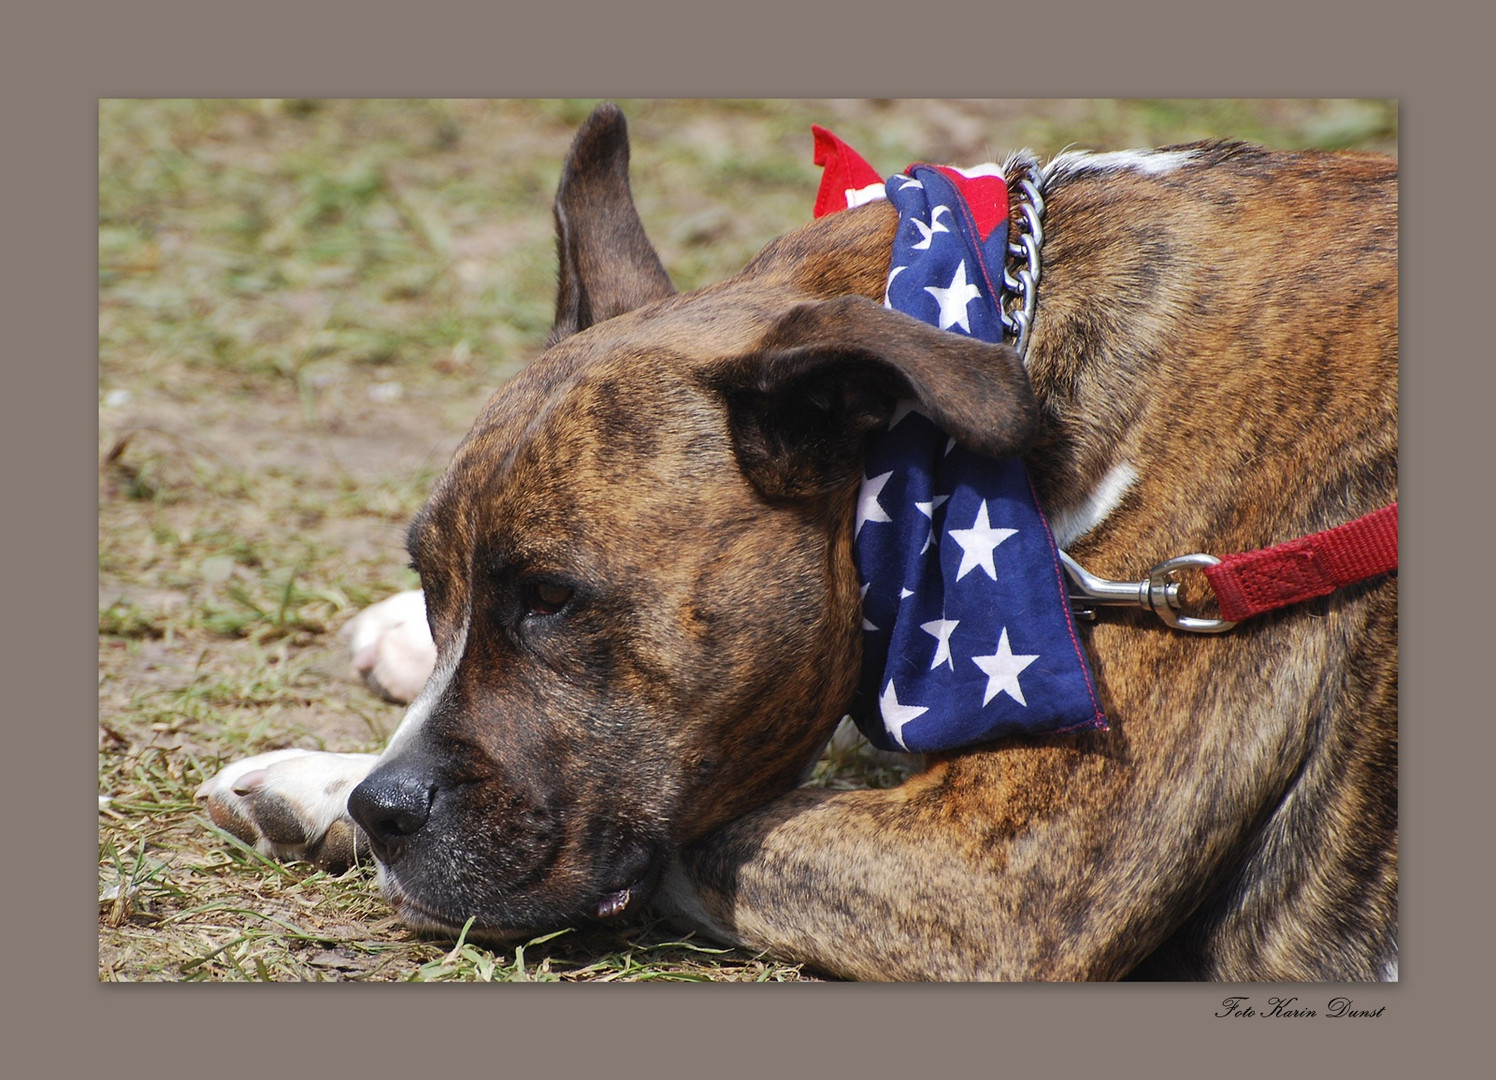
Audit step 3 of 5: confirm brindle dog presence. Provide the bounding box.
[199,104,1397,981]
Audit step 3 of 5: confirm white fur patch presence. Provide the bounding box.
[1048,462,1138,549]
[1043,147,1200,184]
[381,608,469,760]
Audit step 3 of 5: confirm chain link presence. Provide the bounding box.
[1001,165,1045,359]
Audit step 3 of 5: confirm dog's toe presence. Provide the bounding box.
[202,788,264,846]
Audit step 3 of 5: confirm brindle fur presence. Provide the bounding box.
[302,105,1398,979]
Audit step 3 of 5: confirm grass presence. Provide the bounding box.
[99,98,1396,982]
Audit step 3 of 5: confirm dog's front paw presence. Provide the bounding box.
[340,590,436,704]
[195,749,379,873]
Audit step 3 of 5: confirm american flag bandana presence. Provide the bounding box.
[813,127,1106,753]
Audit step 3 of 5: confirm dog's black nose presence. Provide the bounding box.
[347,764,436,862]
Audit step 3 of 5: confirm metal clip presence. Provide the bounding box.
[1059,550,1237,634]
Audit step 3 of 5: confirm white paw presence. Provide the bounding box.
[195,749,379,872]
[339,590,436,704]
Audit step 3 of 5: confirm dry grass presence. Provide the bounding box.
[98,97,1396,981]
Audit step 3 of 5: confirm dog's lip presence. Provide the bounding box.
[381,888,483,938]
[593,845,667,920]
[387,883,649,939]
[383,888,534,944]
[595,886,634,919]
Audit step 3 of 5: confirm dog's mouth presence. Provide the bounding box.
[372,831,668,940]
[379,875,659,941]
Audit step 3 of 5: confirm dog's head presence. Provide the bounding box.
[347,104,1037,938]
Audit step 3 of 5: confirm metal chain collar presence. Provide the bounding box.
[1000,162,1045,360]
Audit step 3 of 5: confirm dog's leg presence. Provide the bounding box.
[663,604,1398,982]
[663,759,1235,981]
[663,750,1153,981]
[195,749,378,872]
[665,716,1399,982]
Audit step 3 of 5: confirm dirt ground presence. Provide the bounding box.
[98,98,1397,981]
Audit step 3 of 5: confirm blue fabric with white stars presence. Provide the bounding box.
[850,164,1106,753]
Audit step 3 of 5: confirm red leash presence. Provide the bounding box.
[1202,503,1398,622]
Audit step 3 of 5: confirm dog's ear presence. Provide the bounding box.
[710,295,1038,501]
[547,103,676,346]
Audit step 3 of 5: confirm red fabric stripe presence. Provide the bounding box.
[932,165,1008,241]
[1203,503,1399,621]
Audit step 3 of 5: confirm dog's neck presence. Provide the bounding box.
[737,158,1226,543]
[743,168,1103,522]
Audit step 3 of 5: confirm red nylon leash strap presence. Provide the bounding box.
[1201,503,1399,622]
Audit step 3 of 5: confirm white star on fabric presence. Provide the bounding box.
[916,494,950,554]
[924,259,983,332]
[860,582,877,632]
[894,175,924,191]
[879,680,929,750]
[910,205,952,250]
[949,500,1017,580]
[915,494,950,519]
[973,628,1040,707]
[920,617,960,670]
[856,471,894,538]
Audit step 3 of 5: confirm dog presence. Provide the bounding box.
[197,103,1397,981]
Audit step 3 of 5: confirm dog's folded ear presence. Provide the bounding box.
[709,295,1038,501]
[547,103,676,346]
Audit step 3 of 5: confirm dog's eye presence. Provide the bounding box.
[522,581,573,617]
